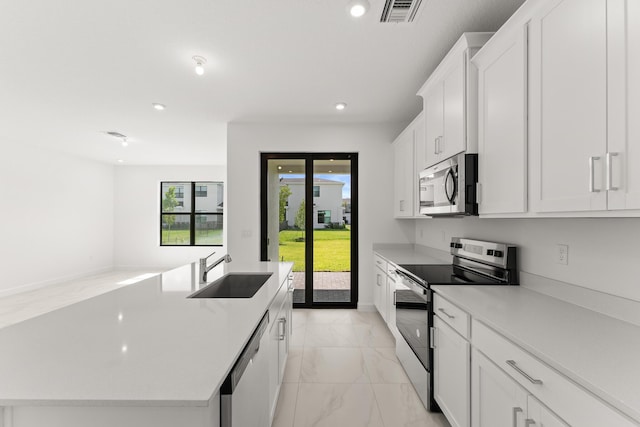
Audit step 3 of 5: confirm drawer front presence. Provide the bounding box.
[433,294,470,339]
[374,254,388,272]
[269,280,287,324]
[472,319,637,427]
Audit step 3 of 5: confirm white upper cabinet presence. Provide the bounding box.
[529,0,633,213]
[473,23,528,215]
[608,0,640,210]
[393,112,423,218]
[417,33,493,169]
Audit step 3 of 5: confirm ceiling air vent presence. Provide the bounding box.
[380,0,423,23]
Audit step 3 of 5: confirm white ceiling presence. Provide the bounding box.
[0,0,524,165]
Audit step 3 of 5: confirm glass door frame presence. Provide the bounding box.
[260,152,358,309]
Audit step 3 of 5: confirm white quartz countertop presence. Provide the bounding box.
[0,260,293,406]
[431,285,640,423]
[373,243,451,265]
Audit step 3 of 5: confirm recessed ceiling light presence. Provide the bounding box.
[117,159,124,163]
[193,55,207,76]
[348,0,370,17]
[330,159,334,162]
[152,103,166,111]
[121,139,128,147]
[289,170,292,173]
[328,170,333,173]
[335,102,347,111]
[278,166,282,170]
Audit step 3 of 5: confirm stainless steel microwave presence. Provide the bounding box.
[418,153,478,216]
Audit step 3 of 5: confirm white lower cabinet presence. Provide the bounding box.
[433,315,470,427]
[372,253,399,335]
[431,292,638,427]
[374,265,387,322]
[472,349,569,427]
[268,275,292,423]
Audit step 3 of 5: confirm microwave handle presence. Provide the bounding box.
[444,168,457,203]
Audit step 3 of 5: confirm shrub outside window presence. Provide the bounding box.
[161,181,223,246]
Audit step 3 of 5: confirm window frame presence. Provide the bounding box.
[160,181,223,247]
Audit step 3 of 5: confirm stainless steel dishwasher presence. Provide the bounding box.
[220,311,270,427]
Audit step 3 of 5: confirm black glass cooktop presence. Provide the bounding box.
[398,264,504,286]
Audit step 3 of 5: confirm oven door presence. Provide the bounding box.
[394,272,429,369]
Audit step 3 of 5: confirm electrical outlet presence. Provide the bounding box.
[556,244,569,265]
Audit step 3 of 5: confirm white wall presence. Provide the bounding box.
[227,122,415,308]
[414,217,640,302]
[0,145,115,295]
[114,165,226,270]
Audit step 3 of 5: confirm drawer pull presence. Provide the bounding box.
[506,360,543,385]
[524,419,536,427]
[512,407,523,427]
[438,308,455,319]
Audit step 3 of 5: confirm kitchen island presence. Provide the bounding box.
[0,260,293,427]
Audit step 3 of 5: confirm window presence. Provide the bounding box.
[313,185,320,197]
[318,210,331,224]
[195,185,208,197]
[161,182,223,246]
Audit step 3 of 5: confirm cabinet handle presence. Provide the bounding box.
[377,274,382,286]
[606,152,619,191]
[438,308,455,319]
[439,136,444,154]
[393,290,397,306]
[434,137,439,155]
[589,156,601,193]
[399,200,405,212]
[524,420,536,427]
[506,360,543,385]
[278,318,286,340]
[429,327,435,349]
[512,407,523,427]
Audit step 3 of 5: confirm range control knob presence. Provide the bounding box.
[455,243,463,249]
[487,249,494,256]
[494,250,504,258]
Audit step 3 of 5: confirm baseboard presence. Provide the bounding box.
[357,302,376,312]
[0,266,114,298]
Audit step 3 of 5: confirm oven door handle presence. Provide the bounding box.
[394,270,428,295]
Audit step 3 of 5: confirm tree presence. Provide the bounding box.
[279,185,292,224]
[295,199,305,239]
[162,186,178,242]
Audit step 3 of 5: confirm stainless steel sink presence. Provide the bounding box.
[188,273,273,298]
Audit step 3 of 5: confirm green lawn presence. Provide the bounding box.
[278,229,351,272]
[162,229,223,245]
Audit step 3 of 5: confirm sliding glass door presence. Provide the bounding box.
[261,153,358,308]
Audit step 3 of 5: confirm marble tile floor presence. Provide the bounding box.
[273,309,451,427]
[0,270,163,329]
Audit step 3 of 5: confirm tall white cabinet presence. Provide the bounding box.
[393,112,424,218]
[473,24,528,215]
[417,33,492,169]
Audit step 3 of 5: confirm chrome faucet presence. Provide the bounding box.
[199,252,232,284]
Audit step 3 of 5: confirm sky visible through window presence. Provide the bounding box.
[281,173,351,198]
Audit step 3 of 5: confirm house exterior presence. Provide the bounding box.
[280,178,345,229]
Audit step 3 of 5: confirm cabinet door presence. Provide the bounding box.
[393,130,415,217]
[433,316,470,427]
[414,114,427,175]
[424,83,444,167]
[476,26,528,214]
[527,396,569,427]
[441,54,466,160]
[529,0,608,212]
[608,0,640,210]
[472,349,527,427]
[268,318,281,420]
[374,267,387,321]
[386,274,396,332]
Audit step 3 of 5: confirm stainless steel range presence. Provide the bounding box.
[394,237,518,411]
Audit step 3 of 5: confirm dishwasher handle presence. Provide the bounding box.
[220,310,269,394]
